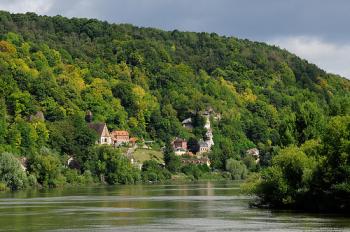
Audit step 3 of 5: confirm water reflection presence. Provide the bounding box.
[0,181,349,232]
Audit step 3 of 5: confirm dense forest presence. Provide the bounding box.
[0,11,349,211]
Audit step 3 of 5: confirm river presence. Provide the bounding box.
[0,181,349,232]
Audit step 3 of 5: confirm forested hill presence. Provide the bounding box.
[0,11,349,170]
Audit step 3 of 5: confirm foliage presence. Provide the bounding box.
[163,142,181,172]
[225,158,248,180]
[0,152,27,190]
[28,147,66,187]
[187,137,199,153]
[0,182,7,191]
[47,114,97,164]
[181,164,210,180]
[243,154,257,171]
[63,169,94,185]
[0,11,349,196]
[310,116,350,212]
[253,146,316,207]
[141,160,171,182]
[249,116,350,212]
[86,146,140,184]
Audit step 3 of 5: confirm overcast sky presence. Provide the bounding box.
[1,0,349,78]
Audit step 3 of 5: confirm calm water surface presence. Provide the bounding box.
[0,181,349,232]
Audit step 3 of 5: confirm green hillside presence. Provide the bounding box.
[0,11,349,209]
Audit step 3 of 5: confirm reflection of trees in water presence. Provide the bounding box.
[1,182,348,230]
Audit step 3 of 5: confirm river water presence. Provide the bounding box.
[0,181,349,232]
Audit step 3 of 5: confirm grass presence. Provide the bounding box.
[132,148,164,163]
[118,147,129,154]
[0,182,8,191]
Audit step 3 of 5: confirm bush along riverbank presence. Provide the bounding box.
[244,116,350,213]
[0,143,248,192]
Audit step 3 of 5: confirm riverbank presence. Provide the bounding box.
[0,169,235,192]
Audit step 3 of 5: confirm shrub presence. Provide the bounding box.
[0,182,8,191]
[64,169,81,184]
[142,172,158,182]
[81,170,94,184]
[249,146,317,207]
[88,146,140,185]
[181,164,203,180]
[27,174,38,187]
[141,160,171,182]
[0,152,28,190]
[243,154,257,171]
[28,147,65,187]
[225,158,248,180]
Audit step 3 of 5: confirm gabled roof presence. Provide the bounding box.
[198,140,209,147]
[173,137,186,143]
[88,123,107,136]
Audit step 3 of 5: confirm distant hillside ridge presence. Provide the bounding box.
[0,11,349,169]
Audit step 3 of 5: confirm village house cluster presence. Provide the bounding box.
[175,109,216,155]
[171,108,220,166]
[87,122,139,147]
[83,109,260,169]
[85,111,136,147]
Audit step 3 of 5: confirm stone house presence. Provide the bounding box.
[198,140,210,155]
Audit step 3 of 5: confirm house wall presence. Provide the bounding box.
[116,135,129,143]
[198,146,209,154]
[174,141,187,150]
[100,136,112,145]
[99,125,112,145]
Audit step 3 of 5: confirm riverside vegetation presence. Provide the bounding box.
[0,11,349,212]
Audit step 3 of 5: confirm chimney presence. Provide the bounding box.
[85,110,93,123]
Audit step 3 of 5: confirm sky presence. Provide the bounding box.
[0,0,349,78]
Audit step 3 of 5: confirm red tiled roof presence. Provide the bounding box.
[111,130,129,136]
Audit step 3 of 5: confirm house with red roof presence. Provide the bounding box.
[172,137,187,150]
[111,130,130,146]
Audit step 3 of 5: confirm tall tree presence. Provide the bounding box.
[0,98,7,144]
